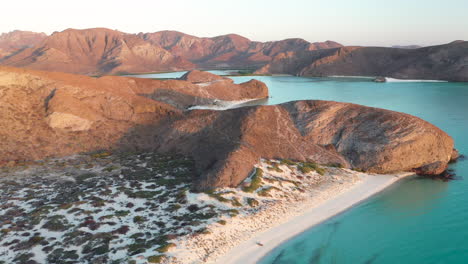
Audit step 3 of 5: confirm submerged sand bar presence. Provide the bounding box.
[215,172,414,264]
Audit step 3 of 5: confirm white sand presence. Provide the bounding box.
[215,172,414,264]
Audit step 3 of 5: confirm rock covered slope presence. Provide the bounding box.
[0,66,456,190]
[0,28,341,75]
[152,100,455,189]
[256,41,468,81]
[0,67,267,164]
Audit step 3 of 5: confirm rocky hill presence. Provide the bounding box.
[0,66,455,190]
[0,28,194,75]
[256,41,468,81]
[140,30,342,69]
[0,30,47,59]
[0,28,341,75]
[0,67,267,164]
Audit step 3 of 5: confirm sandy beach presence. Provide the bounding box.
[215,172,414,264]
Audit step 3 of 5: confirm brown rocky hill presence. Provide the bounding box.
[0,30,47,59]
[0,67,267,163]
[0,28,341,75]
[151,100,455,189]
[0,67,455,190]
[140,30,342,68]
[257,41,468,81]
[0,28,194,75]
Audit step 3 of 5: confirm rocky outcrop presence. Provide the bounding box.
[178,70,225,83]
[256,41,468,82]
[0,28,342,75]
[148,100,454,189]
[0,30,47,59]
[0,66,267,163]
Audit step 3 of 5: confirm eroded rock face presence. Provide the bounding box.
[0,30,47,59]
[1,28,342,75]
[256,42,468,82]
[146,100,453,190]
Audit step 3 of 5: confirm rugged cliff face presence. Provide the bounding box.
[140,31,342,69]
[0,28,342,75]
[0,28,195,75]
[0,67,455,190]
[0,30,47,59]
[257,41,468,81]
[151,100,454,189]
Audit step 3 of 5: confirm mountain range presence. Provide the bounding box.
[0,28,341,75]
[256,41,468,81]
[0,28,466,81]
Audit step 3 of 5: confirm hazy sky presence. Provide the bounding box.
[2,0,467,46]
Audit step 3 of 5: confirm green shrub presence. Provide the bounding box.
[115,210,130,217]
[316,167,326,175]
[147,255,164,263]
[156,243,176,253]
[205,191,230,203]
[230,198,242,207]
[133,216,146,223]
[258,186,280,197]
[246,198,259,207]
[280,159,296,166]
[242,168,263,193]
[327,163,344,168]
[267,165,283,173]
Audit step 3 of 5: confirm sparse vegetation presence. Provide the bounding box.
[147,255,165,263]
[242,168,263,193]
[156,242,176,253]
[246,198,259,207]
[280,159,297,166]
[231,197,242,207]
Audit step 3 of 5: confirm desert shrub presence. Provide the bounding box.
[230,198,242,207]
[187,204,200,212]
[133,216,146,223]
[280,159,296,166]
[267,165,283,173]
[316,167,326,175]
[217,220,227,225]
[156,243,176,253]
[147,255,165,263]
[327,163,344,168]
[90,151,112,159]
[205,191,230,203]
[246,198,259,207]
[242,168,263,193]
[258,186,280,197]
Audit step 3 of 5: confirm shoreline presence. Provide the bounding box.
[214,172,414,264]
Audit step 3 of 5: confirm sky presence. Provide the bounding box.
[2,0,467,46]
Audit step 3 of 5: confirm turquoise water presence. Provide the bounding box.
[130,72,468,264]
